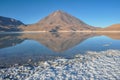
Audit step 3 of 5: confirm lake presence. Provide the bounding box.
[0,32,120,67]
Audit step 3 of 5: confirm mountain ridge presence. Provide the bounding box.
[0,10,120,32]
[0,16,24,32]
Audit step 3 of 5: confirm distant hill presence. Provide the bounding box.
[0,16,24,32]
[100,24,120,31]
[21,10,96,32]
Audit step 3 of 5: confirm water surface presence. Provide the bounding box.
[0,32,120,67]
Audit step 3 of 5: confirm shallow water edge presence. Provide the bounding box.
[0,49,120,80]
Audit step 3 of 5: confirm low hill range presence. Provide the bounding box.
[99,24,120,31]
[0,10,120,32]
[0,16,25,32]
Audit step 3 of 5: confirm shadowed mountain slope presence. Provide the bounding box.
[0,16,24,32]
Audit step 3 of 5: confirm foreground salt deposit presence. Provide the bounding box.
[0,50,120,80]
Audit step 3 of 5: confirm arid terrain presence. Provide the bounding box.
[1,10,119,32]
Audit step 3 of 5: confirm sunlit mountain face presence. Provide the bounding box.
[20,10,97,32]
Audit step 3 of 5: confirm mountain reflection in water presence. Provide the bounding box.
[18,32,97,52]
[0,32,120,67]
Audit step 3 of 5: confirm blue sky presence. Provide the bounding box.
[0,0,120,27]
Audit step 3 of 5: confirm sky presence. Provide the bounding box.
[0,0,120,27]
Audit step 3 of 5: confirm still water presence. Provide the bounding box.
[0,32,120,67]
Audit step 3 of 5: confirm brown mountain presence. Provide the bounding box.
[0,16,24,32]
[100,24,120,31]
[20,10,96,32]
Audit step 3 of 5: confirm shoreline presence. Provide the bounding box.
[0,49,120,80]
[0,31,120,34]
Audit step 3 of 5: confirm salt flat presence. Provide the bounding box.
[0,50,120,80]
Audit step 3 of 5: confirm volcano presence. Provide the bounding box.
[21,10,96,32]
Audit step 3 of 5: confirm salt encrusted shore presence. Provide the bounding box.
[0,50,120,80]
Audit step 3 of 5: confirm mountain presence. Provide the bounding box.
[100,24,120,31]
[21,10,96,32]
[0,16,24,32]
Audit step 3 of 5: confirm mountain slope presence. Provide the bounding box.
[21,10,96,32]
[105,24,120,31]
[0,16,24,32]
[100,24,120,31]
